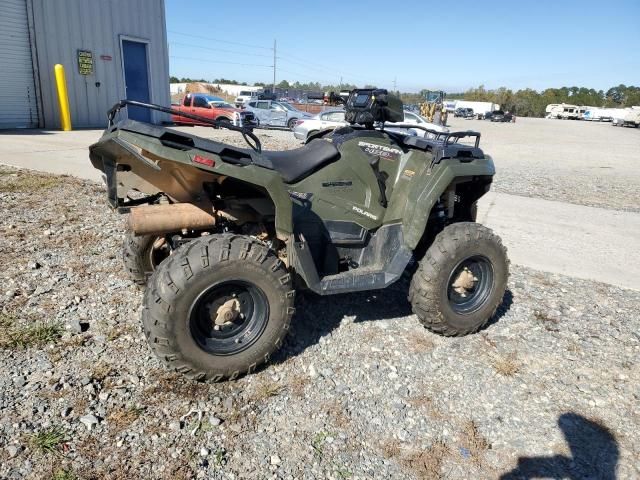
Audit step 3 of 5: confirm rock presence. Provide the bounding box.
[209,416,222,427]
[61,407,72,418]
[27,260,41,270]
[200,447,210,457]
[67,319,83,334]
[270,455,281,465]
[169,421,182,431]
[79,414,99,430]
[13,376,27,388]
[6,445,20,458]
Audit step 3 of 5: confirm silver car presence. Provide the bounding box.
[293,109,448,141]
[388,111,449,137]
[293,109,346,140]
[244,100,312,129]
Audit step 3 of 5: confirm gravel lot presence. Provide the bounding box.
[1,143,639,479]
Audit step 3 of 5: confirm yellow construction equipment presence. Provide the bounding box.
[419,90,448,127]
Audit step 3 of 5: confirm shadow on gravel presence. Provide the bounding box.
[275,280,513,364]
[500,413,619,480]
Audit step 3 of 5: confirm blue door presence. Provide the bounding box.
[122,40,151,122]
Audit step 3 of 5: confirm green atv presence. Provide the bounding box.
[89,89,508,381]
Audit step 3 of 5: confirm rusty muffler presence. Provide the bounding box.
[127,203,216,236]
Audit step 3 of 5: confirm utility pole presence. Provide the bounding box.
[393,77,397,93]
[273,39,276,95]
[339,76,343,90]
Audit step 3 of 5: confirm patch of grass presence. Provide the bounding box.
[334,464,352,479]
[90,362,115,383]
[52,468,77,480]
[534,310,560,332]
[286,373,310,397]
[0,314,62,349]
[213,448,227,467]
[107,406,144,432]
[30,427,66,455]
[249,380,287,402]
[380,439,401,459]
[408,334,435,352]
[107,324,137,341]
[143,371,212,404]
[491,352,521,376]
[407,395,445,420]
[324,400,350,429]
[0,173,60,193]
[311,431,330,457]
[460,420,490,466]
[404,439,450,479]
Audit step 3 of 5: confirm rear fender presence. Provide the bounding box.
[90,129,293,239]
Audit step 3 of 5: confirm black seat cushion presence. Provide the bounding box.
[261,140,340,183]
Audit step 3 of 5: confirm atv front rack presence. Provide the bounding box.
[106,100,262,153]
[382,123,481,148]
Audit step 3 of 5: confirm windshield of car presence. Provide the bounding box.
[196,95,224,103]
[277,102,297,111]
[209,101,234,109]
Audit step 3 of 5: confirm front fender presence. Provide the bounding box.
[402,156,495,249]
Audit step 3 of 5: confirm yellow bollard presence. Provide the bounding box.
[54,64,72,131]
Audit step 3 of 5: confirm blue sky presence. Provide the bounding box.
[166,0,640,92]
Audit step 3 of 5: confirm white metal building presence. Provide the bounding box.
[0,0,170,129]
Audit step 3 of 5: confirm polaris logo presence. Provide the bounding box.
[352,206,378,220]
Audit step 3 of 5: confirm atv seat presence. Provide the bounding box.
[261,140,340,183]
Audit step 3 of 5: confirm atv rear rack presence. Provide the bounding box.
[106,99,262,153]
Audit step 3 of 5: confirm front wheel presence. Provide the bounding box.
[142,234,295,381]
[409,222,509,336]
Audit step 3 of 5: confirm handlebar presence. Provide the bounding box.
[107,100,262,153]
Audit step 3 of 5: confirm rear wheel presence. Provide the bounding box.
[142,234,295,381]
[409,222,509,336]
[123,232,172,285]
[287,118,298,129]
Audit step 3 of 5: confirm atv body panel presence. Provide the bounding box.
[90,103,495,296]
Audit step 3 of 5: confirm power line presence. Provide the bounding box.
[169,41,273,58]
[169,55,273,68]
[278,51,372,84]
[168,30,272,51]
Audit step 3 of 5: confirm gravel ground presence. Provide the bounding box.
[1,162,639,479]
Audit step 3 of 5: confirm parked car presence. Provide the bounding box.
[293,110,346,140]
[244,100,312,129]
[388,111,449,137]
[171,93,257,128]
[234,90,261,107]
[454,107,474,118]
[489,110,514,122]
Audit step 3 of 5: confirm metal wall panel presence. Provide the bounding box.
[0,0,39,128]
[30,0,170,128]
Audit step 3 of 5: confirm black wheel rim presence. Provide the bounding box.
[188,280,269,355]
[446,255,494,314]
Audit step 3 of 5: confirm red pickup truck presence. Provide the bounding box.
[172,93,257,128]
